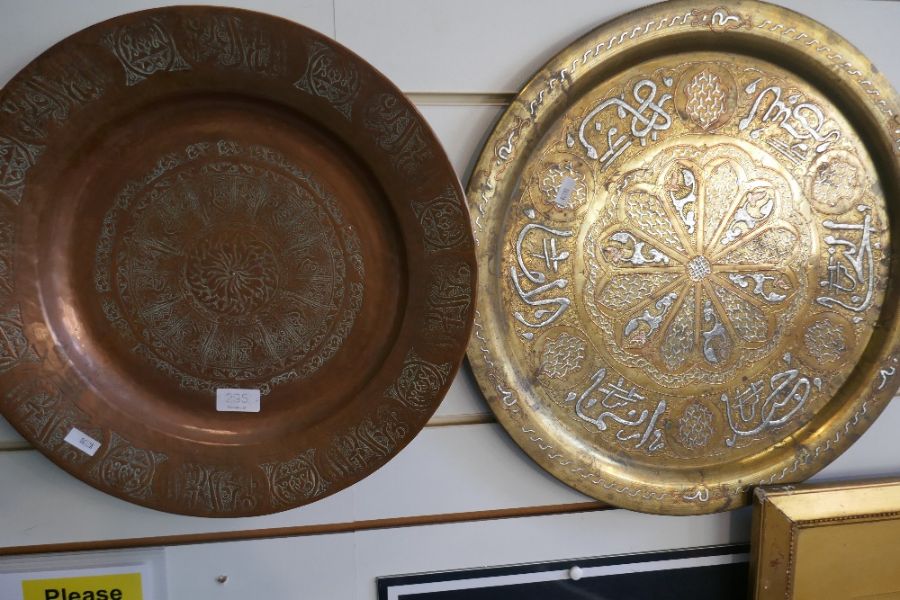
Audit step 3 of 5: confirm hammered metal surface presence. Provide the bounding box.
[0,7,475,516]
[468,0,900,514]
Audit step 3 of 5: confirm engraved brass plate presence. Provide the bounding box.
[0,7,475,516]
[468,0,900,514]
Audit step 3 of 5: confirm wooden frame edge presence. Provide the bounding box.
[0,501,610,557]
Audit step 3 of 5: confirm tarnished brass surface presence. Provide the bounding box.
[467,0,900,514]
[0,7,475,516]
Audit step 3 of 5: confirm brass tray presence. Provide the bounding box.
[0,7,475,516]
[467,0,900,514]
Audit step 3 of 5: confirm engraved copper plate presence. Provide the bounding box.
[0,7,475,516]
[468,0,900,514]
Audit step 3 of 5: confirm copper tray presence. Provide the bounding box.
[0,7,475,516]
[467,0,900,514]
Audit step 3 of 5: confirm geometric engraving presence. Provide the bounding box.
[0,304,39,373]
[385,350,452,412]
[425,261,472,346]
[168,462,258,514]
[3,377,99,466]
[102,18,190,86]
[411,186,469,253]
[185,232,280,316]
[295,42,360,120]
[183,14,286,77]
[0,210,14,299]
[808,150,864,215]
[676,402,714,449]
[684,70,727,129]
[804,317,848,364]
[540,332,586,379]
[326,406,409,478]
[89,432,167,501]
[798,311,855,371]
[0,53,107,140]
[538,161,589,211]
[365,93,433,176]
[0,136,43,205]
[261,449,329,508]
[675,65,736,132]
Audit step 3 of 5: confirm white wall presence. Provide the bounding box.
[0,1,899,598]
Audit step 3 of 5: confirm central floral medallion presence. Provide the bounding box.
[94,142,366,394]
[184,231,281,318]
[583,142,812,390]
[686,255,712,281]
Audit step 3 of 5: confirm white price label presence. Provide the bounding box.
[63,428,101,456]
[554,176,576,208]
[216,388,261,413]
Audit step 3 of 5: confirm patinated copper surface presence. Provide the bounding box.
[467,0,900,514]
[0,7,475,516]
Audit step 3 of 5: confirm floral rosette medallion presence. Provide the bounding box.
[0,7,475,516]
[468,0,900,513]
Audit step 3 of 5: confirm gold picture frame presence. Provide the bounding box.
[751,478,900,599]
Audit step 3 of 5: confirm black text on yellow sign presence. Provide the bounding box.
[21,572,142,600]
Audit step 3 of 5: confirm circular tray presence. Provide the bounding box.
[467,0,900,514]
[0,7,475,516]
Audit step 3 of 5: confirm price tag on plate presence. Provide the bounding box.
[216,389,261,413]
[63,428,101,456]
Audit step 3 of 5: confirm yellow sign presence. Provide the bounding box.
[22,573,142,600]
